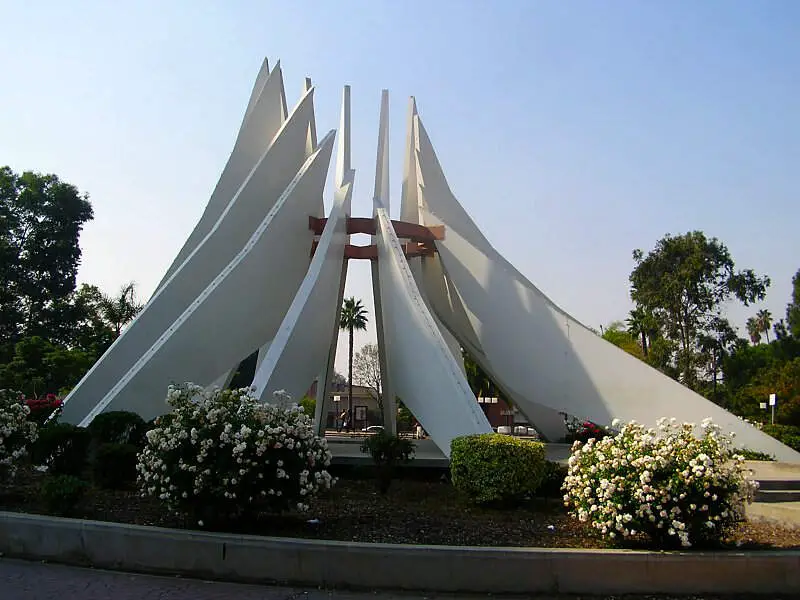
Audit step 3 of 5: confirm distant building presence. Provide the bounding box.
[306,380,528,433]
[306,380,382,430]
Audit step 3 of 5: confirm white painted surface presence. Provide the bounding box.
[375,209,491,456]
[412,113,800,462]
[75,132,335,424]
[158,61,288,289]
[251,178,350,403]
[61,85,317,425]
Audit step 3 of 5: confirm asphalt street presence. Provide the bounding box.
[0,558,792,600]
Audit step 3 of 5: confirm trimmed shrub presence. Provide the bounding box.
[137,385,334,526]
[762,424,800,452]
[360,431,415,493]
[87,411,147,448]
[735,448,775,461]
[538,460,569,498]
[450,434,547,506]
[92,443,139,489]
[563,418,758,548]
[31,423,91,476]
[41,474,88,516]
[0,389,38,480]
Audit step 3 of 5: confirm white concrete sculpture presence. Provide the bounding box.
[60,58,800,463]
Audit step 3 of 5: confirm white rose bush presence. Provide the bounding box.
[563,417,758,548]
[137,384,334,525]
[0,389,38,480]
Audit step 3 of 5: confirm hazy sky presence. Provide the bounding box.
[2,1,798,373]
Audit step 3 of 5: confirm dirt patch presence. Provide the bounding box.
[2,468,800,550]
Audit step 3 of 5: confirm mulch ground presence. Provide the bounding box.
[2,468,799,550]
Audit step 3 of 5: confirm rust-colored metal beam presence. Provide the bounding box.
[309,240,437,260]
[308,216,444,242]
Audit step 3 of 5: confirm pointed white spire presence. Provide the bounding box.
[335,85,352,189]
[400,96,420,224]
[373,89,390,215]
[304,77,317,152]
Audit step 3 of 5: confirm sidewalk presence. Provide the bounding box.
[746,461,800,529]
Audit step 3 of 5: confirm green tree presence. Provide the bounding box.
[299,396,316,418]
[0,336,94,398]
[353,343,384,420]
[696,316,739,405]
[625,307,658,357]
[774,319,790,341]
[0,167,93,348]
[746,316,762,345]
[601,321,645,360]
[463,350,496,398]
[757,309,773,344]
[788,268,800,338]
[98,282,144,336]
[339,297,368,432]
[630,231,769,389]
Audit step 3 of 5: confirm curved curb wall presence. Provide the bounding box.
[1,512,799,595]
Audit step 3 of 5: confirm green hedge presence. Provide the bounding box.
[31,423,91,476]
[762,424,800,452]
[450,434,546,506]
[92,443,139,489]
[87,411,147,448]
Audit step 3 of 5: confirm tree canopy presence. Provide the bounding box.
[630,231,769,389]
[0,166,143,397]
[0,166,93,348]
[788,268,800,338]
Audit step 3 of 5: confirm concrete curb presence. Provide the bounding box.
[1,511,799,595]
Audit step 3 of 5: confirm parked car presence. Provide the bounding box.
[361,425,384,434]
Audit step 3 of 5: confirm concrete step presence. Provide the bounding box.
[747,501,800,529]
[754,489,800,503]
[755,478,800,491]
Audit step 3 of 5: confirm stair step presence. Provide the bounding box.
[755,479,800,491]
[754,489,800,503]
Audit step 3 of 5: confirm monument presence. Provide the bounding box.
[59,58,800,462]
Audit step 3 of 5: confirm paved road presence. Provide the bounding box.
[0,558,792,600]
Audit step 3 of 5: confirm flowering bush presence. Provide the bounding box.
[137,384,334,525]
[563,417,757,548]
[0,389,38,480]
[563,415,611,444]
[25,394,63,425]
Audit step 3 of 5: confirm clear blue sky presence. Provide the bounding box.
[2,1,798,372]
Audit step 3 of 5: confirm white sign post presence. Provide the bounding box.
[769,393,777,425]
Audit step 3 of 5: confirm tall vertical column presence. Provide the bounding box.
[371,90,396,434]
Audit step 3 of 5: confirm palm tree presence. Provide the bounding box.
[757,309,773,344]
[626,307,655,357]
[339,297,368,432]
[100,282,144,337]
[746,316,761,345]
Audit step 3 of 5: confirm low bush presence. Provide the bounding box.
[137,385,334,526]
[450,434,547,506]
[0,389,38,480]
[31,423,91,476]
[360,431,415,493]
[92,443,139,489]
[41,474,88,516]
[563,417,758,548]
[538,460,569,498]
[24,394,63,426]
[762,424,800,452]
[734,448,775,461]
[87,411,147,448]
